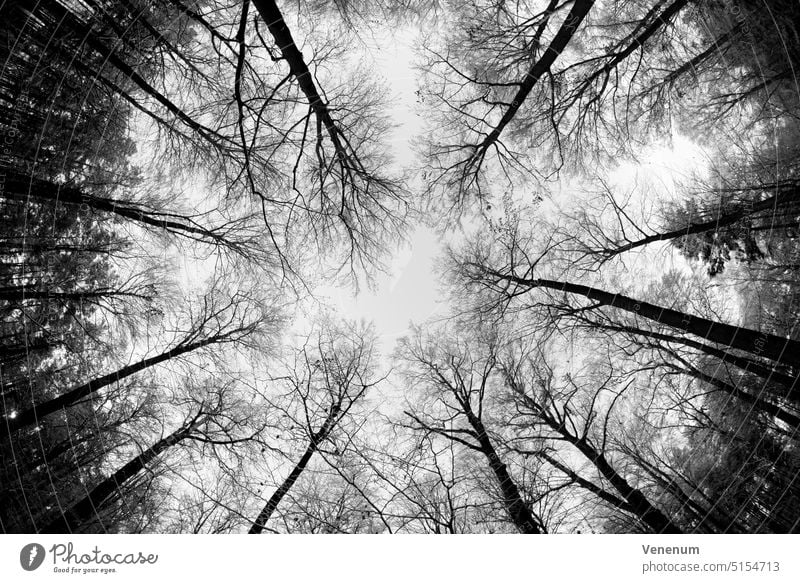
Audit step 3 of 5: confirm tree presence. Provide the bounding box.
[396,328,545,533]
[268,462,386,533]
[456,235,800,369]
[418,1,698,206]
[419,0,595,206]
[3,288,275,439]
[42,378,271,533]
[249,321,380,533]
[359,428,483,533]
[557,176,800,272]
[1,167,258,258]
[498,341,684,533]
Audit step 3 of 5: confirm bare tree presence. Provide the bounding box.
[41,378,271,533]
[397,328,545,533]
[455,234,800,368]
[1,168,258,258]
[498,342,684,533]
[249,321,380,533]
[3,288,276,438]
[559,176,800,271]
[418,1,700,206]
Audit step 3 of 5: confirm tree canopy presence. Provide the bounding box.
[1,0,799,534]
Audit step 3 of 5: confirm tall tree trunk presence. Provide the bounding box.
[3,335,223,438]
[658,24,740,88]
[478,0,595,154]
[249,405,341,534]
[511,387,682,533]
[30,0,229,147]
[585,320,798,392]
[668,360,800,430]
[462,407,542,533]
[0,287,148,302]
[541,452,633,513]
[574,0,691,100]
[250,0,348,156]
[2,169,230,248]
[490,270,800,368]
[633,455,741,533]
[41,429,187,533]
[567,435,681,533]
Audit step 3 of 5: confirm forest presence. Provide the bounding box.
[1,0,799,534]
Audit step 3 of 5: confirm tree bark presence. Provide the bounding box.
[575,0,691,99]
[541,452,633,512]
[1,168,231,247]
[587,321,799,393]
[250,0,348,155]
[568,436,682,533]
[478,0,595,154]
[671,361,800,430]
[510,386,682,533]
[658,24,740,88]
[31,0,230,147]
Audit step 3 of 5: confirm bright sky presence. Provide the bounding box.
[319,224,444,343]
[313,25,449,349]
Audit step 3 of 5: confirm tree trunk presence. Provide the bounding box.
[4,335,223,438]
[512,388,682,533]
[41,429,187,533]
[633,455,741,533]
[658,24,740,88]
[2,168,229,247]
[251,0,347,155]
[577,0,691,97]
[463,407,542,533]
[569,436,682,533]
[588,321,799,393]
[671,361,800,430]
[31,0,228,146]
[541,452,633,513]
[478,0,595,153]
[496,272,800,368]
[249,405,340,534]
